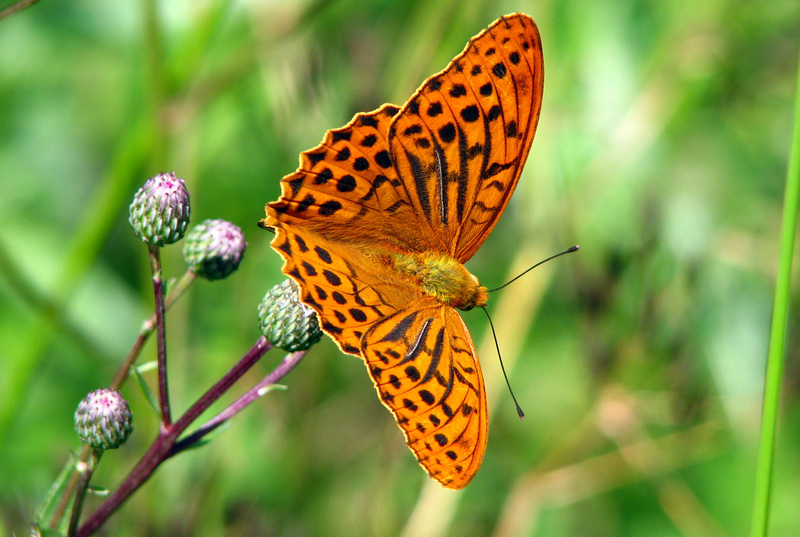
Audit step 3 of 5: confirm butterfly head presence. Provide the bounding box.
[458,273,488,311]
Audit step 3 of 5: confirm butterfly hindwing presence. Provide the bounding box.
[270,227,425,356]
[361,302,487,489]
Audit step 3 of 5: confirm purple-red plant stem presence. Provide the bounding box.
[67,448,103,537]
[111,269,197,390]
[0,0,42,20]
[75,337,273,537]
[171,349,307,456]
[50,271,198,530]
[148,245,171,426]
[171,337,273,432]
[75,427,176,537]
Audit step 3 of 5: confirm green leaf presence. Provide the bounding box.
[34,450,77,530]
[132,362,160,415]
[32,525,67,537]
[86,485,110,496]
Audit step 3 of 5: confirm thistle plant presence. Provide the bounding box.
[183,218,247,280]
[128,172,191,246]
[258,278,322,352]
[74,389,133,450]
[34,173,317,537]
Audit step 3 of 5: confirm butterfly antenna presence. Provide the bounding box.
[481,306,525,419]
[488,245,579,293]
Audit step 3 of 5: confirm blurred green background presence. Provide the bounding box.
[1,0,799,535]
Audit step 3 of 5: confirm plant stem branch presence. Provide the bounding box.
[171,338,274,433]
[148,245,171,426]
[110,269,197,390]
[47,445,90,531]
[749,45,800,537]
[0,0,42,21]
[67,448,103,537]
[171,348,306,455]
[76,337,278,537]
[47,270,197,530]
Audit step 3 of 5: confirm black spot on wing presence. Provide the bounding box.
[331,130,351,142]
[315,246,332,264]
[379,310,419,343]
[353,157,370,171]
[492,62,507,78]
[307,150,326,167]
[336,175,357,192]
[460,105,480,122]
[439,123,456,144]
[360,115,378,128]
[375,150,393,168]
[323,269,342,286]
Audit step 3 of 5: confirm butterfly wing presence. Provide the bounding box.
[388,13,543,262]
[268,223,431,355]
[361,301,487,489]
[266,105,444,256]
[264,105,443,354]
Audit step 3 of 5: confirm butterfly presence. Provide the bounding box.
[261,13,543,489]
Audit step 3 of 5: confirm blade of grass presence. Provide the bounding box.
[749,45,800,537]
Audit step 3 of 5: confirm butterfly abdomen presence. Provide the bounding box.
[389,251,487,310]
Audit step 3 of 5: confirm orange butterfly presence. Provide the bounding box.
[261,13,543,488]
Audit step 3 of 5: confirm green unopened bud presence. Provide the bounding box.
[74,389,133,450]
[183,219,247,280]
[129,172,191,246]
[258,279,322,352]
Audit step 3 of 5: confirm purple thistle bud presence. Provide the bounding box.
[74,389,133,450]
[183,219,247,280]
[128,172,191,246]
[258,279,322,352]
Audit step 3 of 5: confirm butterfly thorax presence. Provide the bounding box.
[389,251,488,310]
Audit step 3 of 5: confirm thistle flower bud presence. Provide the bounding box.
[258,279,322,352]
[183,219,247,280]
[74,389,133,450]
[128,172,191,246]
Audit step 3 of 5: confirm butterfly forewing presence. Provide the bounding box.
[388,13,543,262]
[361,303,488,489]
[268,105,439,254]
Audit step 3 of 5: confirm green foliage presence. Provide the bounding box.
[1,0,799,535]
